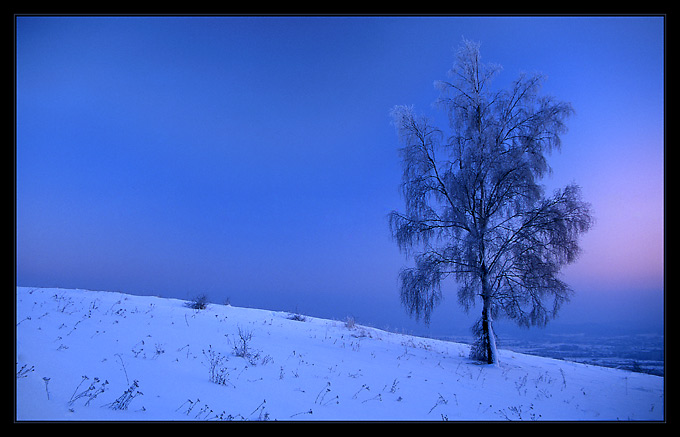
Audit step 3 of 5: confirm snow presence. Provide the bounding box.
[15,286,664,421]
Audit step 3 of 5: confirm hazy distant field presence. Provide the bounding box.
[439,332,664,376]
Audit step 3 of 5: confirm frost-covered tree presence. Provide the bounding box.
[389,40,593,365]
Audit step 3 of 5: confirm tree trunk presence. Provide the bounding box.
[481,296,498,365]
[480,269,499,365]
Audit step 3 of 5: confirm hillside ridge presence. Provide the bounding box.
[16,287,664,421]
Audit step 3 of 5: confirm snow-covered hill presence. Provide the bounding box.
[15,287,664,421]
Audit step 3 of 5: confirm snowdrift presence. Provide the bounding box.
[15,287,664,421]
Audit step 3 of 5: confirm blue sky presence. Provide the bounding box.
[16,16,664,338]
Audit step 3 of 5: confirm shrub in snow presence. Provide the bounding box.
[186,294,209,310]
[287,309,307,322]
[232,326,260,365]
[202,346,234,387]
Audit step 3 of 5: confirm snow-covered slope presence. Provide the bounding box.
[15,287,664,421]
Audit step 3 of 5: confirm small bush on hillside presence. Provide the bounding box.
[186,294,209,310]
[287,307,307,322]
[232,326,262,365]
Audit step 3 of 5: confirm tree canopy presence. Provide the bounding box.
[389,40,593,364]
